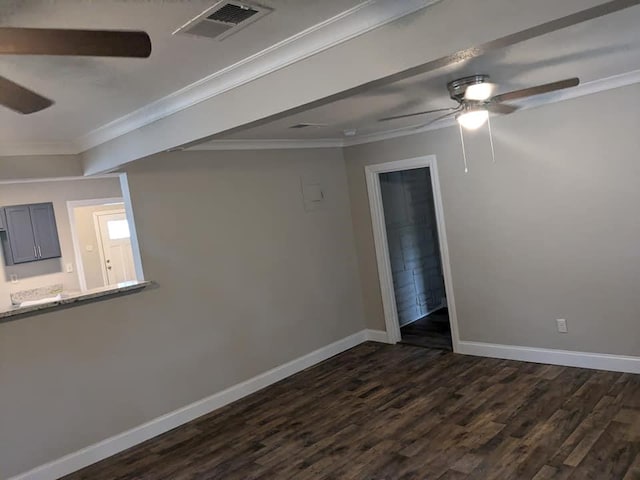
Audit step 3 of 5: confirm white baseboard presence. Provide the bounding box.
[9,330,369,480]
[398,303,448,328]
[457,341,640,374]
[365,329,391,344]
[398,317,418,328]
[19,330,633,480]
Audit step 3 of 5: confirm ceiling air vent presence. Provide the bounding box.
[208,3,259,24]
[174,1,272,41]
[289,123,328,129]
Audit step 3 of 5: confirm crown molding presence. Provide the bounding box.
[343,68,640,147]
[188,138,344,151]
[193,68,640,152]
[10,66,640,157]
[0,174,119,185]
[75,0,442,152]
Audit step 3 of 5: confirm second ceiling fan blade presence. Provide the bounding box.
[486,103,519,115]
[491,78,579,103]
[411,107,463,130]
[421,109,460,126]
[0,75,53,114]
[379,106,458,122]
[0,28,152,57]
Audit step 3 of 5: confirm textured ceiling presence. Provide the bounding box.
[214,4,640,142]
[0,0,364,144]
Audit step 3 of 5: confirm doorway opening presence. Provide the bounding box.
[365,155,459,351]
[379,167,451,350]
[68,196,139,291]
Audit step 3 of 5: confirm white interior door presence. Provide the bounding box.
[96,211,137,286]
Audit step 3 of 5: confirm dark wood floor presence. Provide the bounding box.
[62,343,640,480]
[401,307,453,350]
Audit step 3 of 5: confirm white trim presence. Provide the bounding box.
[193,68,640,153]
[119,173,145,283]
[76,0,441,151]
[189,138,344,151]
[365,329,392,344]
[0,174,119,186]
[457,341,640,374]
[11,326,638,480]
[8,330,369,480]
[8,67,640,157]
[365,155,460,351]
[399,318,418,328]
[66,197,124,292]
[344,120,456,147]
[344,68,640,147]
[398,303,447,328]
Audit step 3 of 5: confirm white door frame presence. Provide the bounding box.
[67,197,124,291]
[65,173,145,292]
[365,155,461,351]
[93,208,130,286]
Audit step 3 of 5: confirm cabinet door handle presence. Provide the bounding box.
[37,246,42,258]
[34,245,37,258]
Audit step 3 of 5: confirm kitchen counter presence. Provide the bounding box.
[0,280,152,322]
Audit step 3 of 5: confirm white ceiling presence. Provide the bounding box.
[0,0,364,146]
[211,4,640,143]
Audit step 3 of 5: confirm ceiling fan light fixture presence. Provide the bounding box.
[457,108,489,130]
[464,82,494,101]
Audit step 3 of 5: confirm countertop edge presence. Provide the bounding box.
[0,281,153,322]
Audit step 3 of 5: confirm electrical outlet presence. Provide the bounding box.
[556,318,568,333]
[9,274,18,284]
[66,263,74,273]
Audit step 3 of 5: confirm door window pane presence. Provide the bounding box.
[107,219,130,240]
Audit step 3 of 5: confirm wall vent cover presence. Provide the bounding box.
[174,1,271,41]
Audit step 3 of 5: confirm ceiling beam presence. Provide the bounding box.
[82,0,634,174]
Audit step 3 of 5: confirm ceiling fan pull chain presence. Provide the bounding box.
[458,124,469,173]
[487,114,496,164]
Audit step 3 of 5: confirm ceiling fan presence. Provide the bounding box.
[0,27,152,114]
[378,74,580,130]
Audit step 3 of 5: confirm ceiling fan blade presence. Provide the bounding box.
[491,78,579,103]
[486,103,519,115]
[414,107,463,129]
[379,106,458,122]
[0,75,53,114]
[425,111,458,126]
[0,28,151,57]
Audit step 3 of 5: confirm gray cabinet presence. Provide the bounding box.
[0,203,61,265]
[29,203,61,259]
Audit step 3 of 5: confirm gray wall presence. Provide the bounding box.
[0,148,364,478]
[380,168,445,325]
[0,154,82,181]
[345,83,640,356]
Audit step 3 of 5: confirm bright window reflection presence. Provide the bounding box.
[107,219,130,240]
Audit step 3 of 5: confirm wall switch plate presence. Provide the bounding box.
[66,263,74,273]
[9,274,18,284]
[556,318,568,333]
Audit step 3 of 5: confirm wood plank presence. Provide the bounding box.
[60,343,640,480]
